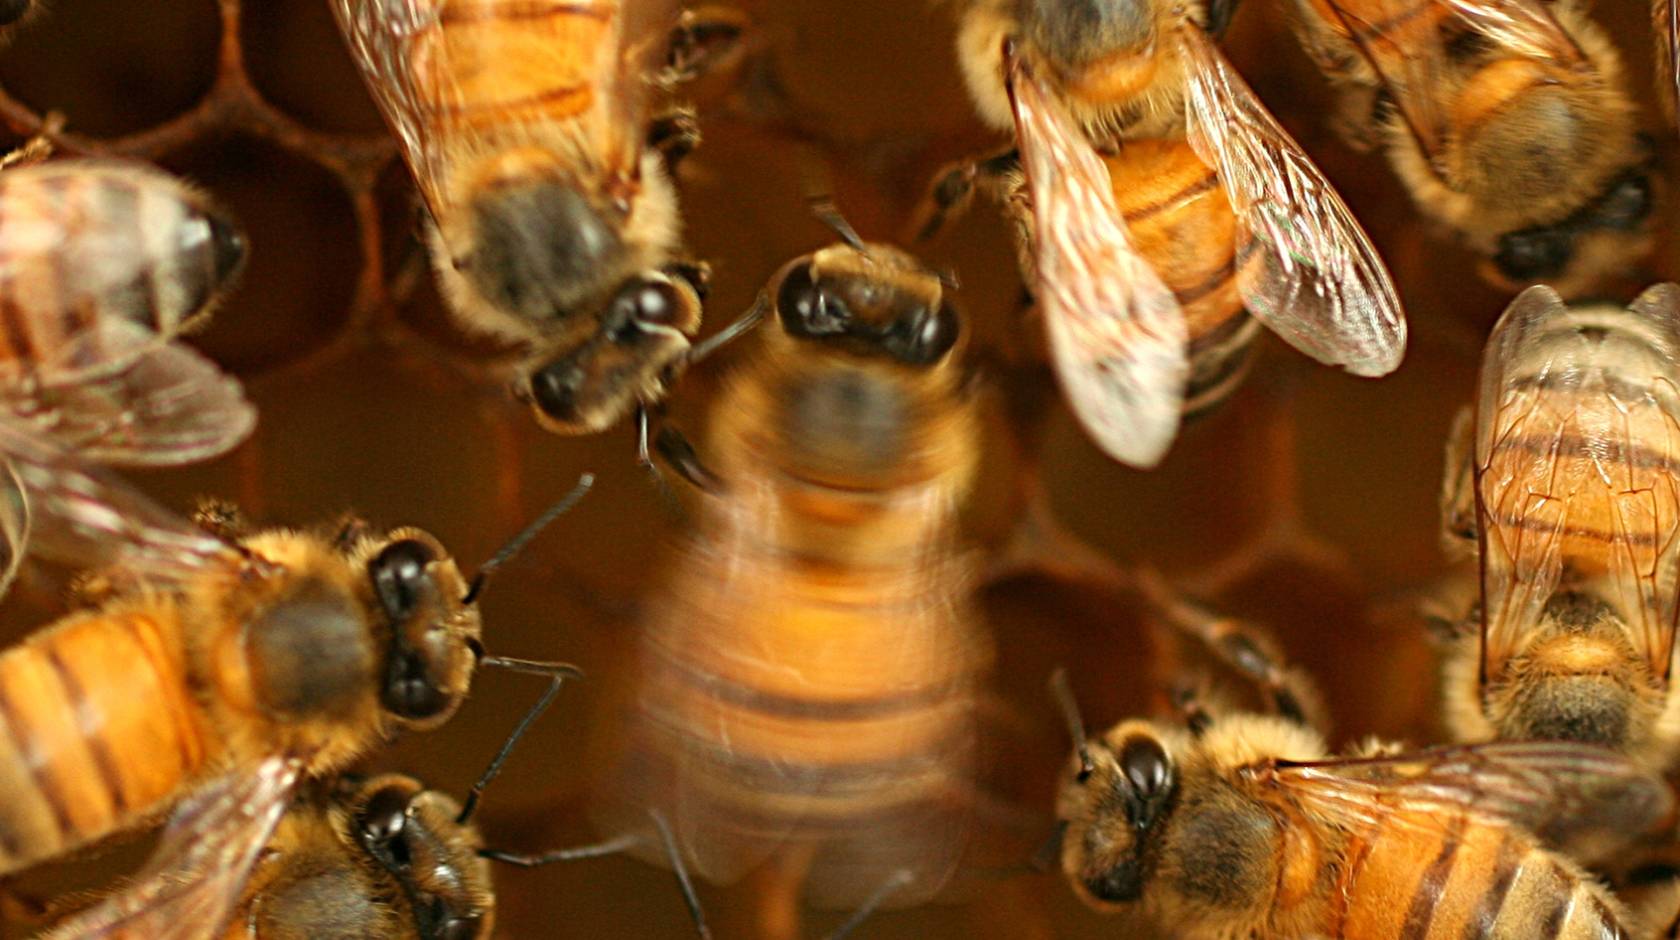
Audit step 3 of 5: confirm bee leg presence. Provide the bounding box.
[0,110,62,171]
[1166,676,1217,737]
[649,808,713,939]
[1136,568,1328,735]
[1438,404,1477,559]
[908,148,1019,245]
[649,107,703,172]
[664,5,749,86]
[454,656,583,824]
[329,513,371,552]
[824,869,914,940]
[655,425,722,494]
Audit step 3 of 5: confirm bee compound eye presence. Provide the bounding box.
[207,210,247,284]
[434,906,482,940]
[888,302,961,364]
[1119,736,1171,801]
[357,786,412,846]
[776,261,849,338]
[370,538,436,623]
[1493,229,1570,281]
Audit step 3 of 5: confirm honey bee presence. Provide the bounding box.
[1053,590,1676,939]
[594,237,991,912]
[1284,0,1655,295]
[0,157,254,594]
[331,0,731,438]
[925,0,1406,468]
[218,774,494,940]
[0,432,589,938]
[1434,284,1680,776]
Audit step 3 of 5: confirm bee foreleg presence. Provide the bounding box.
[909,148,1020,245]
[0,110,62,171]
[654,425,722,494]
[648,107,703,172]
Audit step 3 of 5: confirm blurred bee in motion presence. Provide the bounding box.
[0,157,254,594]
[0,437,589,938]
[593,234,991,919]
[1284,0,1655,295]
[1053,584,1674,939]
[1435,284,1680,773]
[920,0,1406,468]
[331,0,747,447]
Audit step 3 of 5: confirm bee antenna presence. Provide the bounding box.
[1050,668,1094,779]
[456,657,584,824]
[807,191,868,254]
[463,473,594,605]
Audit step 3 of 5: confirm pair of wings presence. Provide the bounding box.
[1473,284,1680,685]
[330,0,672,243]
[1321,0,1586,164]
[1267,740,1674,856]
[1007,32,1406,469]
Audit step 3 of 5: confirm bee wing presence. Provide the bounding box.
[1438,0,1584,65]
[330,0,641,230]
[1318,0,1450,157]
[0,419,242,584]
[1178,28,1406,379]
[0,458,27,600]
[0,319,255,466]
[40,758,301,940]
[1272,741,1673,851]
[1474,284,1680,681]
[1007,52,1188,469]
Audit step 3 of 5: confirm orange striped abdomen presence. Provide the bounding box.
[0,603,211,875]
[411,1,613,131]
[1329,812,1630,939]
[1105,139,1262,415]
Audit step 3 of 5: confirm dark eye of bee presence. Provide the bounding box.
[1594,175,1652,231]
[1118,735,1173,830]
[528,361,584,423]
[206,211,247,285]
[776,262,851,338]
[433,901,482,940]
[884,302,961,364]
[1494,228,1571,281]
[357,786,413,866]
[370,539,436,623]
[609,278,685,343]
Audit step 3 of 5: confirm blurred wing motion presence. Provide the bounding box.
[1006,51,1188,468]
[42,758,301,940]
[0,419,242,586]
[1178,27,1405,378]
[1273,741,1673,850]
[0,319,255,466]
[1474,284,1680,682]
[329,0,641,234]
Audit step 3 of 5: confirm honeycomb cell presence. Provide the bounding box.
[240,0,387,134]
[161,136,361,374]
[0,0,220,138]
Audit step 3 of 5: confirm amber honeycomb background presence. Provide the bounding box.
[0,0,1673,937]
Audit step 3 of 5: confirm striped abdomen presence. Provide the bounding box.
[619,356,987,905]
[1327,811,1630,939]
[0,160,240,367]
[1480,307,1680,578]
[410,1,617,131]
[1104,140,1263,417]
[0,603,211,874]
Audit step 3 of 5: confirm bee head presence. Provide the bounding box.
[363,530,480,730]
[770,243,961,367]
[350,775,492,940]
[521,267,706,433]
[1058,722,1178,910]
